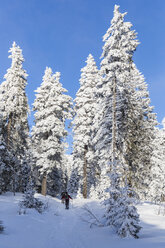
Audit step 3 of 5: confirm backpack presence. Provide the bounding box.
[64,193,69,200]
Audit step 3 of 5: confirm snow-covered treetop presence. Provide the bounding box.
[79,54,98,85]
[42,67,53,83]
[77,53,99,92]
[7,42,27,77]
[73,54,99,131]
[0,42,29,117]
[34,67,67,98]
[2,41,28,92]
[33,66,72,125]
[101,5,139,65]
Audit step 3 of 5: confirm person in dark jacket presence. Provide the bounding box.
[61,192,72,209]
[61,192,66,204]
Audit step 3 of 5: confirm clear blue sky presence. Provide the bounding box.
[0,0,165,131]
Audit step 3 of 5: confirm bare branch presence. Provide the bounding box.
[81,205,104,228]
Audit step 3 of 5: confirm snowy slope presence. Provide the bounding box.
[0,193,165,248]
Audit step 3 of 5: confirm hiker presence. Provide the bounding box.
[61,192,72,209]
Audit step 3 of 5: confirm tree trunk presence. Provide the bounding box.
[83,145,88,198]
[41,172,47,196]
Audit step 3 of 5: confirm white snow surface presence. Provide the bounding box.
[0,193,165,248]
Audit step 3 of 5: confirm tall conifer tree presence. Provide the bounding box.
[0,42,30,192]
[68,54,100,196]
[32,67,72,196]
[101,6,141,238]
[93,5,156,198]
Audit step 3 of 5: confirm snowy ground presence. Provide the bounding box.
[0,193,165,248]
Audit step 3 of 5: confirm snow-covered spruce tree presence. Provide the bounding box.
[107,160,141,239]
[0,42,30,192]
[93,5,156,198]
[32,67,72,196]
[19,179,44,213]
[114,182,141,238]
[123,63,157,198]
[102,26,141,237]
[68,54,100,197]
[92,4,138,196]
[149,122,165,202]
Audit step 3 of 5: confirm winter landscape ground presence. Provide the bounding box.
[0,193,165,248]
[0,2,165,248]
